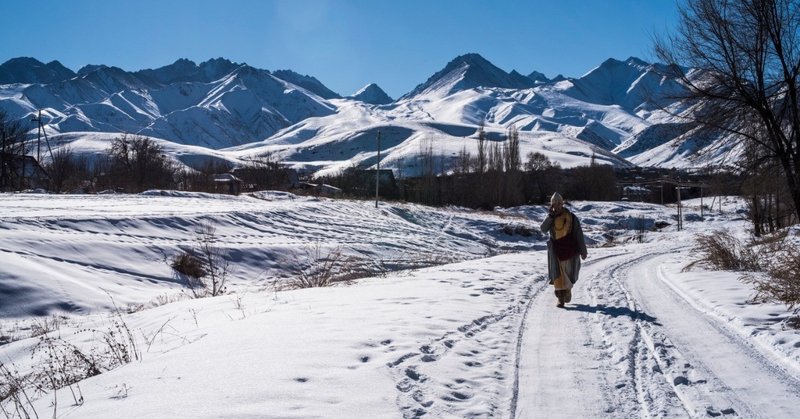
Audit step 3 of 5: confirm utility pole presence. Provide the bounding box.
[35,109,41,163]
[675,180,683,231]
[375,130,381,208]
[700,186,704,221]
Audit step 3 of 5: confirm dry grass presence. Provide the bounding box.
[1,305,140,417]
[686,231,761,272]
[742,241,800,318]
[691,229,800,327]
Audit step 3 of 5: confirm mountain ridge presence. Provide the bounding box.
[0,53,738,174]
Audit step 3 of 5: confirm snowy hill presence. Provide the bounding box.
[0,54,742,174]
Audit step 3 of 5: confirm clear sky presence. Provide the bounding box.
[0,0,680,99]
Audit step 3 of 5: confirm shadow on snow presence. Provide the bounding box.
[565,303,662,326]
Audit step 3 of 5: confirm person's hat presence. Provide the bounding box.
[550,192,564,204]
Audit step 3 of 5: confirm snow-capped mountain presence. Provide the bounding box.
[0,58,337,148]
[402,53,536,99]
[0,54,738,175]
[350,83,393,105]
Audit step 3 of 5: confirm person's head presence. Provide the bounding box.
[550,192,564,212]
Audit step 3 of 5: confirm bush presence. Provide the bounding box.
[693,229,800,325]
[743,241,800,315]
[690,231,761,271]
[171,251,206,279]
[286,244,389,289]
[171,223,228,297]
[289,244,347,289]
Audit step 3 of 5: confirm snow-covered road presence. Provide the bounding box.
[516,245,800,418]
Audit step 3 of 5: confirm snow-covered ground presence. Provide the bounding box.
[1,193,798,418]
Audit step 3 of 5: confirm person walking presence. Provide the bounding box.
[540,192,587,308]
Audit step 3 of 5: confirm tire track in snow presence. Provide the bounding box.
[509,251,624,418]
[599,251,692,417]
[624,253,800,417]
[514,251,634,418]
[594,248,800,417]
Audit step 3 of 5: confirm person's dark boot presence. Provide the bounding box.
[556,290,565,308]
[564,289,572,304]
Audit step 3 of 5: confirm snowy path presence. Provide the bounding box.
[516,246,800,418]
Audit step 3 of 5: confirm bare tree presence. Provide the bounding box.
[45,147,91,192]
[656,0,800,221]
[476,122,487,174]
[0,110,31,190]
[106,134,178,192]
[504,126,521,173]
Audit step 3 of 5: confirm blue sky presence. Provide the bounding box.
[0,0,679,98]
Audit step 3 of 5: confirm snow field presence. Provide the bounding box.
[1,193,799,418]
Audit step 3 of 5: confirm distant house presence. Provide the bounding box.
[231,167,299,191]
[0,153,50,190]
[212,173,242,195]
[623,185,650,201]
[294,181,342,198]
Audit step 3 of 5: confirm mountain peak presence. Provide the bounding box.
[451,53,492,67]
[403,52,535,99]
[77,64,108,77]
[0,57,76,84]
[527,70,550,84]
[624,56,650,67]
[134,58,239,85]
[350,83,393,105]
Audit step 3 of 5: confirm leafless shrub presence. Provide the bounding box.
[231,295,246,319]
[686,231,761,272]
[285,243,392,289]
[289,244,347,289]
[692,229,800,323]
[171,251,206,279]
[150,293,187,308]
[1,304,140,418]
[171,222,229,298]
[0,362,38,419]
[742,241,800,317]
[140,318,174,353]
[125,303,146,314]
[750,229,789,247]
[30,334,89,410]
[29,315,68,338]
